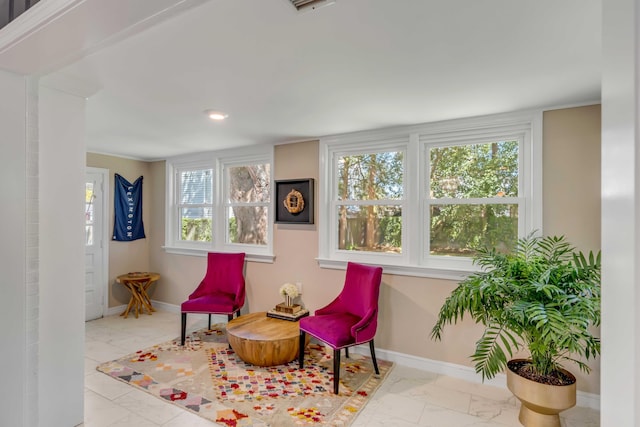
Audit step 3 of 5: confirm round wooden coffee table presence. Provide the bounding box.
[226,311,309,366]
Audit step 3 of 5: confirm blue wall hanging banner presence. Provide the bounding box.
[113,174,146,241]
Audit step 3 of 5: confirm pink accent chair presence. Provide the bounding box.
[298,262,383,394]
[180,252,246,346]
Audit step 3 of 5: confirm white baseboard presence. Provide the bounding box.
[108,302,599,410]
[576,389,601,411]
[350,345,600,410]
[105,304,127,317]
[104,300,231,326]
[150,300,180,313]
[105,301,180,317]
[149,301,236,324]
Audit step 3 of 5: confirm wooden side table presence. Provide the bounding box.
[226,311,309,366]
[116,272,160,318]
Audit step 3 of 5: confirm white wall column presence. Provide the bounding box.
[601,0,640,425]
[0,70,28,427]
[38,85,86,426]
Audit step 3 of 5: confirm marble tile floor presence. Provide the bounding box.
[82,310,599,427]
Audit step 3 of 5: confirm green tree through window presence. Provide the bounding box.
[319,111,540,274]
[428,140,519,256]
[166,145,273,258]
[179,168,213,242]
[226,164,270,245]
[337,151,403,253]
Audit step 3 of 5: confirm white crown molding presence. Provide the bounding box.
[0,0,210,75]
[0,0,83,53]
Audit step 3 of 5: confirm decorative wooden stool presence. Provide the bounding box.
[116,272,160,318]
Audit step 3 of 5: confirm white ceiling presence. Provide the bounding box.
[6,0,602,160]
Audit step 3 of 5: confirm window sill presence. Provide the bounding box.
[163,246,275,263]
[316,258,473,281]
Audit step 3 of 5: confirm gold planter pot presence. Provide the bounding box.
[506,359,576,427]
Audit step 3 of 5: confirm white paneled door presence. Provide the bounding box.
[85,168,108,321]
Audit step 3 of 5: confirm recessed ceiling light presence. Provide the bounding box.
[205,110,229,121]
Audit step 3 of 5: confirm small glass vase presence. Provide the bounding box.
[284,295,293,307]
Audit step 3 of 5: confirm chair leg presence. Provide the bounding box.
[345,347,349,358]
[369,340,380,375]
[208,314,212,329]
[333,348,341,394]
[181,313,187,346]
[298,331,306,369]
[226,314,234,349]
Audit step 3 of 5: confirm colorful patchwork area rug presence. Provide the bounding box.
[97,326,393,426]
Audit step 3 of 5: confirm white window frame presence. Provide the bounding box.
[218,151,273,256]
[318,110,542,279]
[325,137,411,266]
[166,155,215,252]
[164,146,274,263]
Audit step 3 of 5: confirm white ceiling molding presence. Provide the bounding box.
[0,0,82,54]
[0,0,209,75]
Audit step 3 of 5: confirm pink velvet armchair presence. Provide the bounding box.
[298,262,383,394]
[180,252,246,346]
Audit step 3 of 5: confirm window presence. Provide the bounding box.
[223,162,270,246]
[165,147,274,261]
[426,139,521,269]
[336,147,405,254]
[319,111,541,278]
[178,168,213,243]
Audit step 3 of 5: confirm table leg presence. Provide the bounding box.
[132,281,154,315]
[132,285,147,318]
[133,291,141,318]
[130,285,141,318]
[120,282,136,318]
[139,280,156,314]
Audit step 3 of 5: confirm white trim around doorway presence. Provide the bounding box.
[87,166,109,319]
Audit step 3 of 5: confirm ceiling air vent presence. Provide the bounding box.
[288,0,336,12]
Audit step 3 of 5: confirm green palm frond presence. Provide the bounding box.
[431,233,601,379]
[470,323,521,380]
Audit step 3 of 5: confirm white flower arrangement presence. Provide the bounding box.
[279,283,300,299]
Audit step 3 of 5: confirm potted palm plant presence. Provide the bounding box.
[431,234,600,427]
